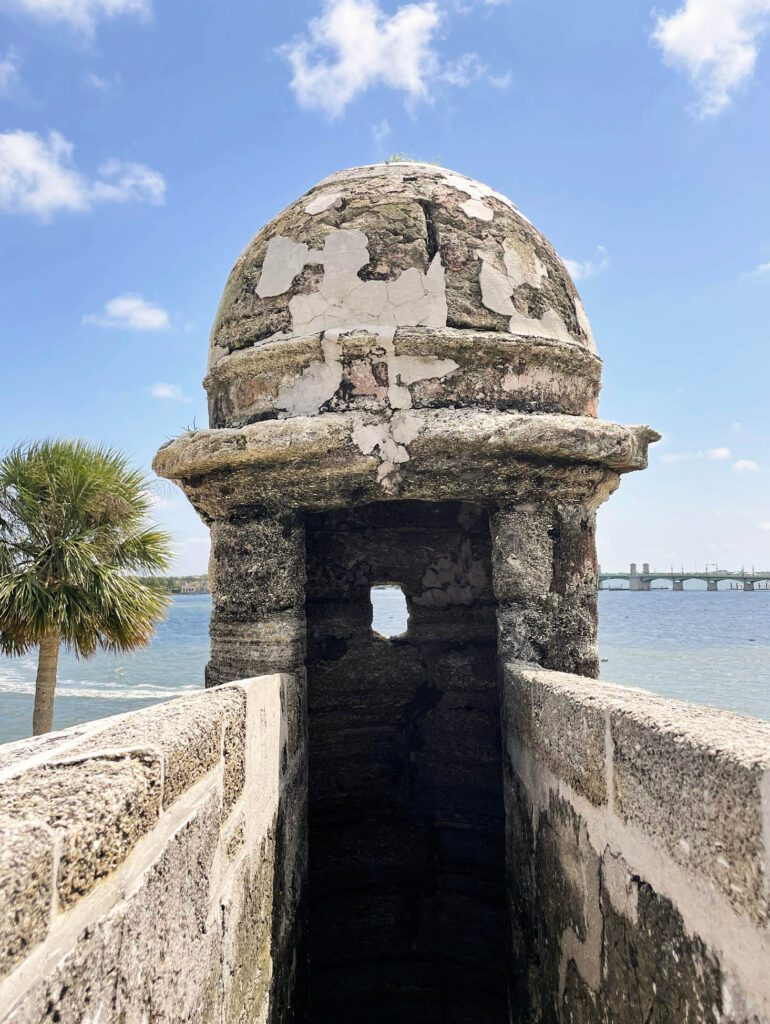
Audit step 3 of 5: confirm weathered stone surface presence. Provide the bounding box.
[69,686,245,809]
[206,326,602,428]
[3,789,223,1024]
[207,513,306,687]
[0,819,53,981]
[154,409,656,517]
[0,754,162,907]
[207,164,595,385]
[504,663,607,806]
[610,694,770,926]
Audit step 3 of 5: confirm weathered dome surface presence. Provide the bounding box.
[205,163,602,429]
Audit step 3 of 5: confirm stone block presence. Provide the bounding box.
[3,788,223,1024]
[0,819,54,981]
[504,663,607,806]
[610,694,770,926]
[0,754,162,907]
[78,689,240,809]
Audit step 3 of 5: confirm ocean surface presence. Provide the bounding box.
[0,589,768,746]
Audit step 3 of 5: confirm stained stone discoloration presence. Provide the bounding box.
[0,820,53,981]
[0,754,162,907]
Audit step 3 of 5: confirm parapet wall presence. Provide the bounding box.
[0,674,307,1024]
[503,661,770,1023]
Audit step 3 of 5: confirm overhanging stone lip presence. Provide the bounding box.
[153,410,659,516]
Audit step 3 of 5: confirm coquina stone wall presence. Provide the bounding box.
[503,661,770,1024]
[0,674,307,1024]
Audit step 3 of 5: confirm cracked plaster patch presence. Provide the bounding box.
[256,229,448,337]
[437,169,533,225]
[274,324,458,418]
[477,244,579,348]
[352,408,422,493]
[305,192,343,215]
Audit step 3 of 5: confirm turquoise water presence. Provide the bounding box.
[0,589,768,746]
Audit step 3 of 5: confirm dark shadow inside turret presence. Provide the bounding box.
[305,501,508,1023]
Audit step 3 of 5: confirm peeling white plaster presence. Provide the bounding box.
[256,229,448,337]
[273,323,457,420]
[477,248,573,346]
[305,192,343,215]
[461,198,494,222]
[275,334,343,417]
[503,239,548,289]
[352,408,422,493]
[439,169,533,225]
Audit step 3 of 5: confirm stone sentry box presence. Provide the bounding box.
[153,163,659,1020]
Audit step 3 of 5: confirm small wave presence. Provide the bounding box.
[0,677,201,700]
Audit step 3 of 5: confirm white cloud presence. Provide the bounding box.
[660,446,732,463]
[1,0,150,35]
[281,0,441,116]
[0,130,165,217]
[85,71,119,92]
[0,47,20,92]
[371,117,391,151]
[652,0,770,117]
[438,51,511,89]
[149,382,190,401]
[280,0,509,117]
[84,295,169,330]
[759,521,770,530]
[733,458,760,471]
[564,246,610,281]
[754,260,770,274]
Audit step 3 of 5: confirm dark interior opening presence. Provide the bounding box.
[305,500,508,1023]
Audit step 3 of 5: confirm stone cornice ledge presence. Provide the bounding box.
[153,410,659,516]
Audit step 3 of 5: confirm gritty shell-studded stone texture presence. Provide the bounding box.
[204,163,601,427]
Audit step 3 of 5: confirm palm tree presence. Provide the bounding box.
[0,440,173,735]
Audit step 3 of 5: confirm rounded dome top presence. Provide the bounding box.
[204,163,601,429]
[209,162,595,366]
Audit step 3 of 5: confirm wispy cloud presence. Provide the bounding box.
[85,71,120,92]
[652,0,770,117]
[564,246,610,281]
[0,130,165,218]
[280,0,508,117]
[759,521,770,530]
[1,0,151,36]
[733,458,760,471]
[660,446,731,463]
[149,382,190,401]
[753,259,770,274]
[0,47,20,93]
[84,295,169,330]
[371,117,391,151]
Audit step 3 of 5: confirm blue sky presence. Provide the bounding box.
[1,0,769,574]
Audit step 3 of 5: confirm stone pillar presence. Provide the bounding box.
[207,510,306,686]
[673,579,684,591]
[491,503,599,678]
[707,580,719,592]
[642,562,650,574]
[744,581,755,592]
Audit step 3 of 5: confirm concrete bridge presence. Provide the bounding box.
[599,562,770,591]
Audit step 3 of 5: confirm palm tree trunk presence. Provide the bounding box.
[33,630,60,735]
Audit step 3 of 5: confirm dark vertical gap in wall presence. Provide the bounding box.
[305,501,508,1023]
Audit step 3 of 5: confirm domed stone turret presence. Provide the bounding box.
[204,163,600,429]
[154,163,658,1020]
